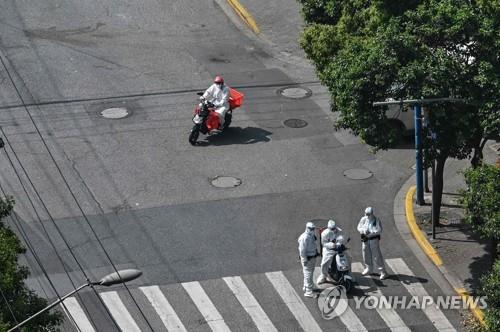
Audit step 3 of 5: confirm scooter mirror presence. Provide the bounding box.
[196,92,204,96]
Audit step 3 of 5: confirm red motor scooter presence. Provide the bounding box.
[188,88,244,146]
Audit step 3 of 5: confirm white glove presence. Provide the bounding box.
[199,96,205,101]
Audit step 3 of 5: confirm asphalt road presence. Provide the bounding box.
[0,1,465,331]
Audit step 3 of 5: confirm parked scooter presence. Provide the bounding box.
[327,235,354,292]
[188,89,243,145]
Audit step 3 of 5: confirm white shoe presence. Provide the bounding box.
[317,276,326,285]
[380,272,387,280]
[304,291,315,298]
[362,268,371,276]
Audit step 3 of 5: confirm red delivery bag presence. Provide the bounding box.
[229,88,244,109]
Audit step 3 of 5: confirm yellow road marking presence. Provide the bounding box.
[226,0,260,35]
[456,288,486,326]
[405,186,443,266]
[405,186,486,327]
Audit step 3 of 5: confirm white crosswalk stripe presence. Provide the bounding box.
[266,271,322,332]
[61,297,96,332]
[182,281,231,332]
[61,257,460,332]
[100,291,141,332]
[352,262,411,332]
[314,266,367,331]
[140,285,187,332]
[386,258,457,332]
[223,276,278,332]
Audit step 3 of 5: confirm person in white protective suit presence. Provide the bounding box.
[317,220,343,284]
[201,75,230,129]
[298,222,318,297]
[357,207,388,280]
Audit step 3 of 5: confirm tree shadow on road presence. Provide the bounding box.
[197,126,272,146]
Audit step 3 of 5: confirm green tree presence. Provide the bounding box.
[298,0,499,222]
[0,195,62,331]
[479,260,500,331]
[459,164,500,240]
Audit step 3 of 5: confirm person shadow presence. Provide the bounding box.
[197,126,272,146]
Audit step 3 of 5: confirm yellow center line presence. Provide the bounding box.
[226,0,260,35]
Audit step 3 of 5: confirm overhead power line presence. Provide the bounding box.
[0,50,153,330]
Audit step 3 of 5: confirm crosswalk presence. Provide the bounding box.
[61,258,463,332]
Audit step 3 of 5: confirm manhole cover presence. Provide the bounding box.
[343,168,373,180]
[210,176,242,188]
[100,107,129,119]
[278,86,312,99]
[284,119,308,128]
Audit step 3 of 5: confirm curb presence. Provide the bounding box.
[404,186,486,326]
[226,0,260,35]
[405,187,443,266]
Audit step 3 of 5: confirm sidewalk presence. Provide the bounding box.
[412,147,498,296]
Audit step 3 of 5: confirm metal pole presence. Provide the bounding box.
[431,159,436,239]
[424,164,430,193]
[414,104,425,205]
[8,283,90,332]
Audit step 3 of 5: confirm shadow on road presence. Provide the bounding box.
[389,136,415,150]
[197,126,272,146]
[388,273,428,284]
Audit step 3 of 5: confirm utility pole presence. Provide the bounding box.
[373,98,463,210]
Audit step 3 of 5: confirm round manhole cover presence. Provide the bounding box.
[210,176,242,188]
[100,107,129,119]
[278,86,312,99]
[284,119,308,128]
[343,169,373,180]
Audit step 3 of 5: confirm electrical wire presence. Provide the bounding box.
[0,280,20,326]
[0,127,120,332]
[0,179,88,332]
[0,140,99,332]
[0,52,154,330]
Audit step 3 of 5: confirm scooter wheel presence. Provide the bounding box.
[189,125,200,145]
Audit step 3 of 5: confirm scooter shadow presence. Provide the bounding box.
[196,126,272,146]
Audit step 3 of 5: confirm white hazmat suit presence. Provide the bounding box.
[298,222,318,297]
[202,82,230,127]
[317,220,343,284]
[357,207,387,280]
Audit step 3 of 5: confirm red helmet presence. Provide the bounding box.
[214,75,224,84]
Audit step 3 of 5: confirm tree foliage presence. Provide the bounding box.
[480,259,500,331]
[459,164,500,240]
[0,196,62,332]
[298,0,499,221]
[298,0,499,151]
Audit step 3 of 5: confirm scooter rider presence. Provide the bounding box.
[317,220,343,284]
[201,76,230,129]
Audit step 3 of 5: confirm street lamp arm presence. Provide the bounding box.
[7,269,142,332]
[7,282,90,332]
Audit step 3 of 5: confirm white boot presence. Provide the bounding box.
[317,275,327,285]
[362,267,371,276]
[304,289,315,298]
